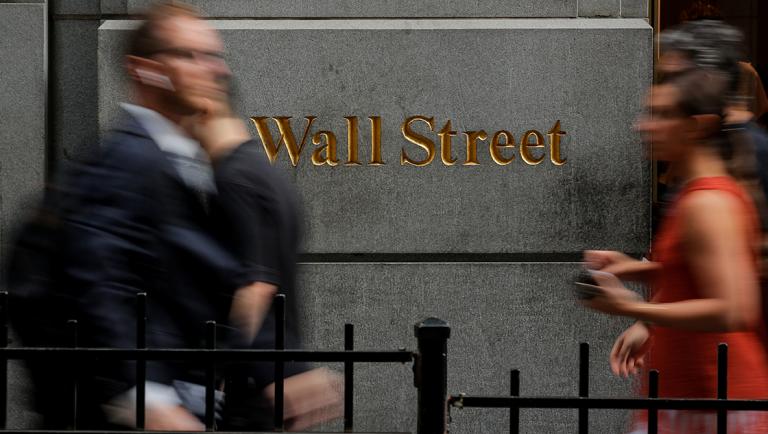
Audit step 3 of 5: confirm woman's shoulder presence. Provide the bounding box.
[677,177,754,215]
[677,186,756,242]
[678,188,745,216]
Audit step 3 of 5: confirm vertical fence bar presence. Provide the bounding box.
[0,292,8,430]
[510,369,519,434]
[578,343,589,434]
[717,343,728,434]
[205,321,217,431]
[136,293,147,430]
[273,294,286,431]
[344,323,354,432]
[68,319,78,429]
[415,317,450,434]
[648,370,658,434]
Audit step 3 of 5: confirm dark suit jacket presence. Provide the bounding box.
[59,112,253,403]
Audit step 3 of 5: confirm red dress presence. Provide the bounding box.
[630,176,768,434]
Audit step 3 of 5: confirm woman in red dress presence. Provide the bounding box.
[584,68,768,433]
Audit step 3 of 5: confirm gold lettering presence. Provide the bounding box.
[400,116,436,167]
[462,130,487,166]
[438,120,457,166]
[249,116,316,167]
[369,116,384,165]
[489,130,515,165]
[311,131,339,166]
[548,120,567,166]
[519,130,545,165]
[344,116,361,166]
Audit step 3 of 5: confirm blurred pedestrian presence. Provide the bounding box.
[583,68,768,433]
[8,2,280,429]
[657,21,768,203]
[187,95,343,431]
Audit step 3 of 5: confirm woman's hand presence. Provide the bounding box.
[580,270,642,316]
[610,322,651,377]
[584,250,634,272]
[583,250,659,282]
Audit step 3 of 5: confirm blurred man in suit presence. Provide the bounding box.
[57,3,276,429]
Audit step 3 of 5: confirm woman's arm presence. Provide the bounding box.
[586,190,761,332]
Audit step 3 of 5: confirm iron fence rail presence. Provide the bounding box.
[0,348,414,362]
[450,396,768,411]
[448,342,768,434]
[0,292,440,433]
[12,285,767,434]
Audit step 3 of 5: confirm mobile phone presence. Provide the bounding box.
[136,68,175,91]
[573,270,605,300]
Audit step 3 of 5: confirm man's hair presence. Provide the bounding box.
[659,20,744,93]
[126,1,199,58]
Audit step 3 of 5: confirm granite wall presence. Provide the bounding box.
[0,1,47,428]
[0,0,653,432]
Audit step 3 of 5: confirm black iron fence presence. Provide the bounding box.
[448,342,768,434]
[5,288,768,434]
[0,291,450,434]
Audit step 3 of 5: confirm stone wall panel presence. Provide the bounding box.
[98,19,652,255]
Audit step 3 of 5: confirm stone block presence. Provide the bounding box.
[98,19,653,255]
[53,20,101,166]
[0,3,47,429]
[579,0,620,17]
[52,0,100,15]
[101,0,127,15]
[294,262,638,433]
[621,0,648,18]
[126,0,577,18]
[0,3,46,264]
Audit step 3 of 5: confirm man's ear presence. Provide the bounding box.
[691,114,722,139]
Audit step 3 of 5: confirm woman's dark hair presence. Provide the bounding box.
[668,68,729,118]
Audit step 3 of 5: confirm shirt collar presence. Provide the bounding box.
[121,103,203,159]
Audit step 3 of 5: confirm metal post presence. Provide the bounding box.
[344,323,354,432]
[579,343,589,434]
[510,370,519,434]
[717,343,728,434]
[273,294,285,431]
[205,321,217,431]
[136,293,147,429]
[648,370,658,434]
[0,292,8,430]
[68,319,78,429]
[414,318,450,434]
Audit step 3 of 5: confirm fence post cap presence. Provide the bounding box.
[414,317,450,339]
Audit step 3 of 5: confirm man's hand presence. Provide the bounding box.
[145,404,204,431]
[186,98,251,161]
[263,368,343,431]
[229,282,278,344]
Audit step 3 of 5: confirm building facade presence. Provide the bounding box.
[1,1,652,432]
